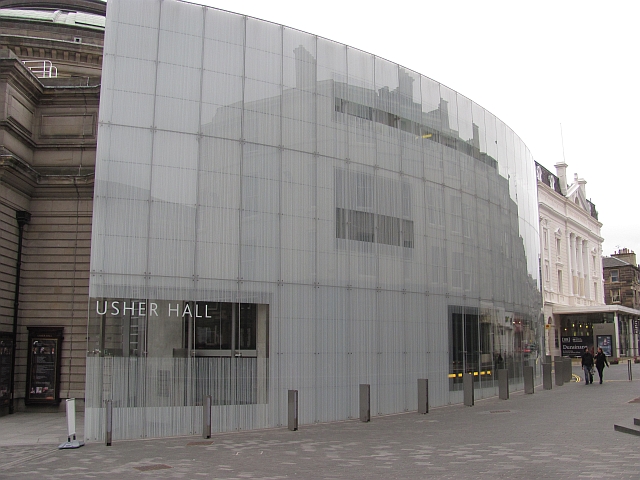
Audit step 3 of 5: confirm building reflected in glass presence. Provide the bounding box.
[87,0,542,439]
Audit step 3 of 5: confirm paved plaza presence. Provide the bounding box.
[1,362,640,479]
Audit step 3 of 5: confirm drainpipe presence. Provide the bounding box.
[9,211,31,414]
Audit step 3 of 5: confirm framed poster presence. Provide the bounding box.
[25,327,63,405]
[596,335,613,357]
[0,334,13,408]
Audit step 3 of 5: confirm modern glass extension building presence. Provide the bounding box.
[86,0,543,440]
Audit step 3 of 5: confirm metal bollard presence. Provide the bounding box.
[563,358,572,383]
[418,379,429,414]
[498,369,509,400]
[105,399,112,446]
[524,366,534,394]
[288,390,298,431]
[629,359,633,381]
[359,384,370,422]
[463,372,474,406]
[542,363,553,390]
[203,395,212,439]
[554,356,564,386]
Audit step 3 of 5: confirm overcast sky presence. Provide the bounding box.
[194,0,639,257]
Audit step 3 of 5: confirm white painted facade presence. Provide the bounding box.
[536,162,604,356]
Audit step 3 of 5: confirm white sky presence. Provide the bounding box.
[196,0,639,257]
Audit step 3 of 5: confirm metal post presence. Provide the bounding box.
[105,400,112,446]
[563,358,572,383]
[463,373,474,406]
[9,211,30,415]
[542,363,552,390]
[359,384,370,422]
[629,359,633,381]
[203,395,212,439]
[417,379,429,414]
[554,356,564,386]
[498,369,509,400]
[287,390,298,431]
[524,366,534,394]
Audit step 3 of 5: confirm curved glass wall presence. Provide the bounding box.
[87,0,542,439]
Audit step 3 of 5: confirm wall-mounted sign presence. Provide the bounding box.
[25,327,63,405]
[0,334,13,408]
[561,336,591,357]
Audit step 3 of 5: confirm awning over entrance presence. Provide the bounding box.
[552,305,640,359]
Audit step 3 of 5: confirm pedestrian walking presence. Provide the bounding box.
[594,347,609,384]
[581,347,594,384]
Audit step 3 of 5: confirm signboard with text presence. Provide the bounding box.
[561,336,591,357]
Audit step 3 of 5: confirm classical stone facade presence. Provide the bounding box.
[0,0,104,413]
[536,161,604,356]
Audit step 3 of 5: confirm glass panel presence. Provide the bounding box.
[158,0,203,68]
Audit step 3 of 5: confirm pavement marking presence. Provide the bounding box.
[133,464,172,472]
[0,447,56,470]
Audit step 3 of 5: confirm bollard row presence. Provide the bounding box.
[102,368,556,443]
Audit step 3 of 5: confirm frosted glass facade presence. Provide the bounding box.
[87,0,542,440]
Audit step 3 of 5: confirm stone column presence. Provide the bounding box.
[614,312,621,359]
[568,233,575,296]
[582,240,589,300]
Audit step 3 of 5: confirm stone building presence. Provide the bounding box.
[603,249,640,310]
[0,0,104,414]
[536,161,606,356]
[536,161,640,358]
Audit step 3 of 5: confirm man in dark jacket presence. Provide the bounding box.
[581,347,594,384]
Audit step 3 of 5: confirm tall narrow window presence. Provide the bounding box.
[558,270,563,294]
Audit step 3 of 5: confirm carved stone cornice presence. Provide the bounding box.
[0,153,94,198]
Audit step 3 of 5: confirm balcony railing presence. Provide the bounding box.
[21,60,58,78]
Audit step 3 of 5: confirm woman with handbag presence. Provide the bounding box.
[594,347,609,384]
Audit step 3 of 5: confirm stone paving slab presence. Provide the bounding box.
[1,362,640,479]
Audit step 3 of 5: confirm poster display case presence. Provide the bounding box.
[25,327,63,405]
[0,334,13,408]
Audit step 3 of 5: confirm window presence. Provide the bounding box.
[556,238,562,257]
[449,306,480,387]
[558,270,563,294]
[611,270,619,282]
[611,289,621,303]
[193,302,262,354]
[431,245,447,284]
[335,208,414,248]
[544,261,550,283]
[335,168,413,248]
[451,252,463,288]
[543,228,549,250]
